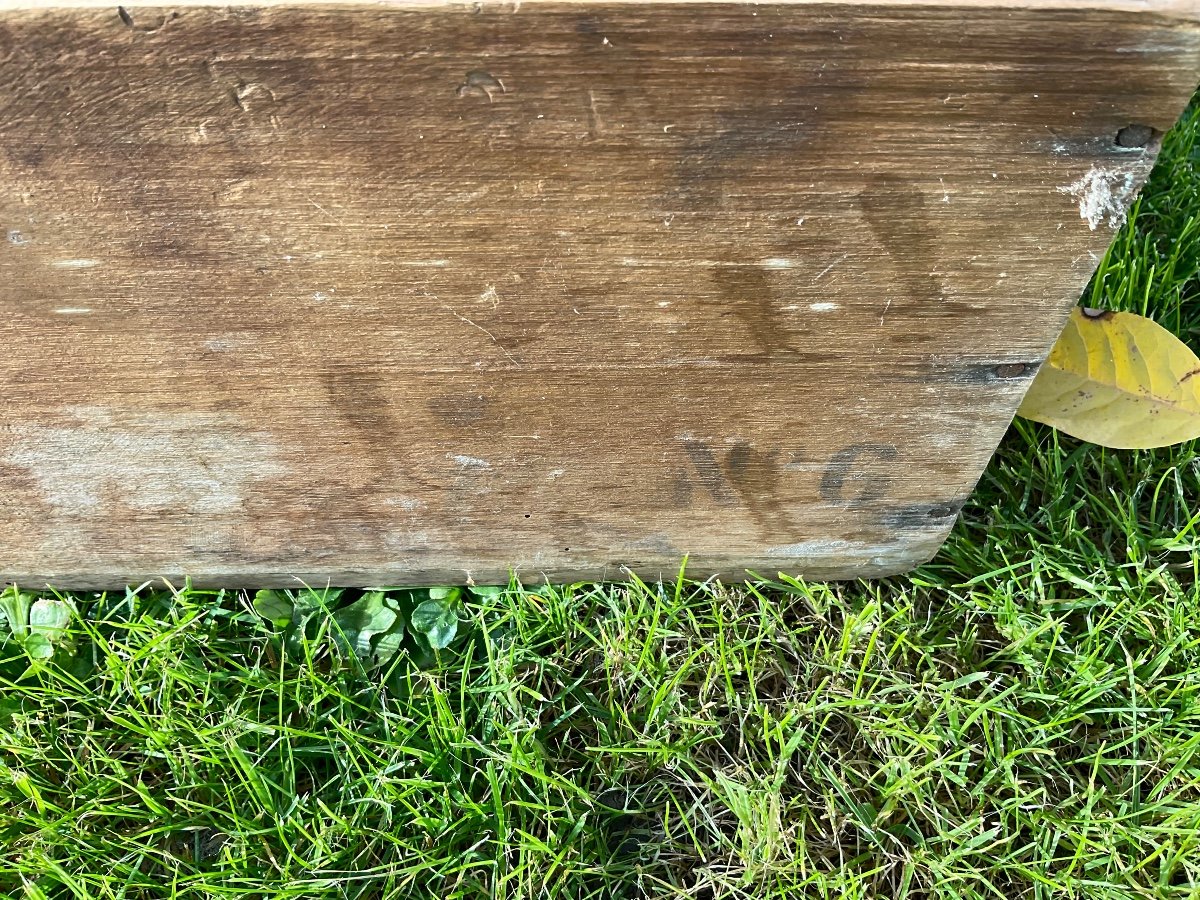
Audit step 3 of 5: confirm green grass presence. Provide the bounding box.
[2,107,1199,900]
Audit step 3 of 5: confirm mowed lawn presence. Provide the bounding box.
[2,103,1199,900]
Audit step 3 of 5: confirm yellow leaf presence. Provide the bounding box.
[1017,307,1200,449]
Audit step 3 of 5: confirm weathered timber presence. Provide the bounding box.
[0,0,1197,588]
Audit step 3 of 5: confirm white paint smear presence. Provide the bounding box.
[1059,166,1136,231]
[766,540,915,567]
[449,454,491,469]
[5,406,286,514]
[384,496,425,511]
[767,539,865,557]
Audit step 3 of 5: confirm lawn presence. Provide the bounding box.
[1,103,1198,899]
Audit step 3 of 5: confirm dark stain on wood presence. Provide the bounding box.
[903,360,1045,385]
[721,440,792,533]
[318,368,411,493]
[710,264,784,357]
[859,174,945,308]
[428,393,491,427]
[820,443,900,506]
[671,470,695,510]
[680,437,736,505]
[880,500,967,530]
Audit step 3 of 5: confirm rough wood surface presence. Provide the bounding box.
[0,1,1196,589]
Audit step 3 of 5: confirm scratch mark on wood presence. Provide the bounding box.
[814,254,848,280]
[587,89,603,136]
[307,198,343,224]
[443,305,521,365]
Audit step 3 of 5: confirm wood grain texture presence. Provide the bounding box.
[0,1,1196,588]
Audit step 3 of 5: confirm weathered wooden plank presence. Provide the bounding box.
[0,1,1196,588]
